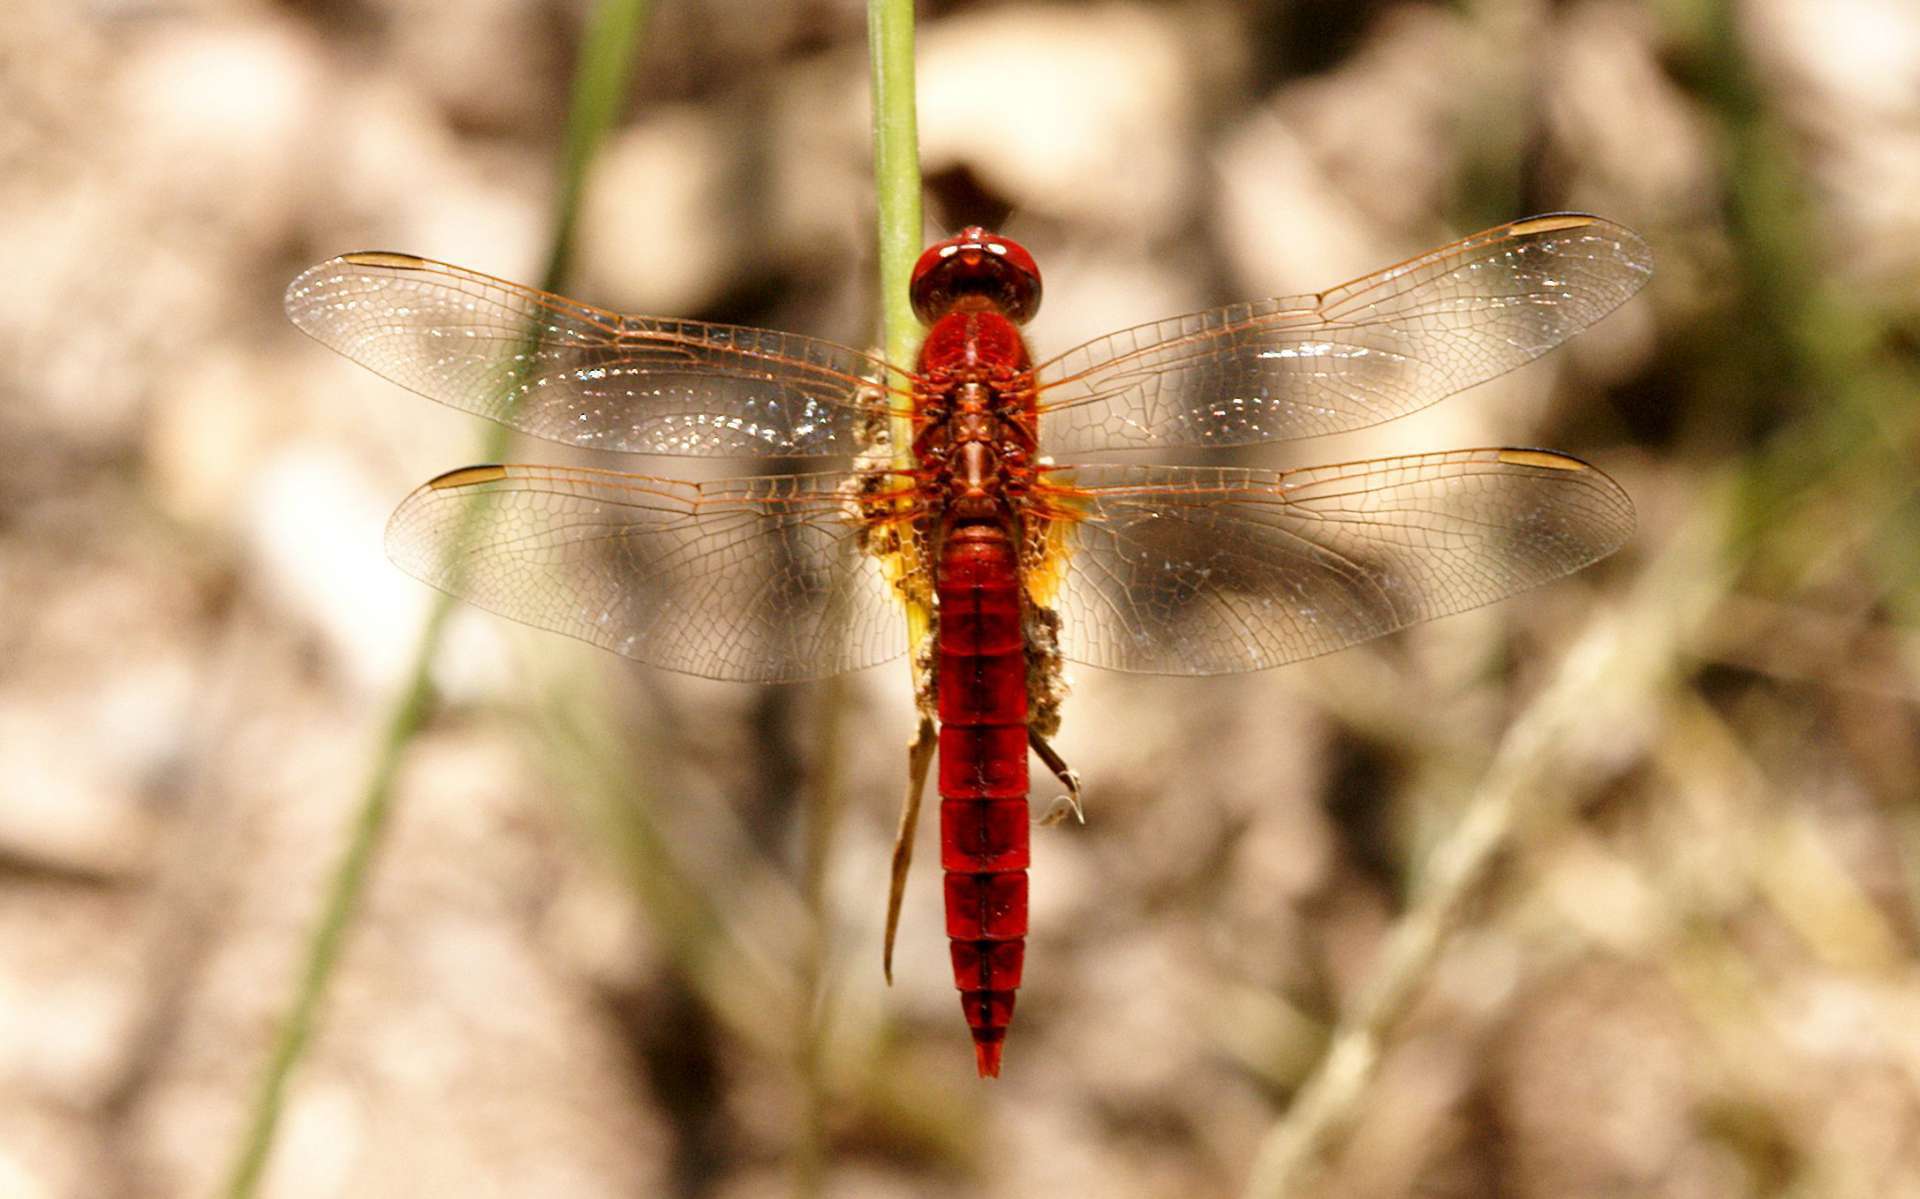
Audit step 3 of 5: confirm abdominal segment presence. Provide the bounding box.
[935,522,1030,1078]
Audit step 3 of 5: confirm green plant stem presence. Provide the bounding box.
[867,0,925,444]
[217,5,650,1195]
[865,0,936,984]
[549,0,653,292]
[216,603,451,1199]
[781,10,927,1192]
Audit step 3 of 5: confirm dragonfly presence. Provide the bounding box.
[286,213,1650,1077]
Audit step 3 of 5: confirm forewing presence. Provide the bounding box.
[1025,450,1633,675]
[1033,215,1652,453]
[387,465,916,682]
[287,253,900,456]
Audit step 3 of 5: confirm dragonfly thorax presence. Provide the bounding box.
[915,377,1035,520]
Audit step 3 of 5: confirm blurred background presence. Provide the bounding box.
[4,0,1919,1195]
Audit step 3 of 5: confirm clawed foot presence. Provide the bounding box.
[1036,781,1084,827]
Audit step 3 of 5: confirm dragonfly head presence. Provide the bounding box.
[910,227,1043,326]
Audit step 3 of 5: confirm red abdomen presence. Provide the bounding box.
[936,522,1029,1078]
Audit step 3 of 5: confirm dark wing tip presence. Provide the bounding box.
[339,250,432,269]
[1496,447,1594,471]
[1505,212,1603,237]
[425,464,510,490]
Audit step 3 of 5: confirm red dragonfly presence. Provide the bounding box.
[287,214,1649,1076]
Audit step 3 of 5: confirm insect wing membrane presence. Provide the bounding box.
[1023,450,1634,675]
[1032,215,1652,454]
[286,253,901,457]
[387,464,917,682]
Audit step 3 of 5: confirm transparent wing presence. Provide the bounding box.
[1024,449,1633,675]
[287,253,902,457]
[387,464,919,682]
[1033,214,1652,453]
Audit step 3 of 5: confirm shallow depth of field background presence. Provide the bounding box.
[4,1,1920,1196]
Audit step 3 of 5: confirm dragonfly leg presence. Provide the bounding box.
[1029,728,1084,827]
[884,715,938,984]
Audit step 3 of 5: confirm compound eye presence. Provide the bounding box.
[986,237,1042,323]
[908,231,1044,324]
[994,256,1042,324]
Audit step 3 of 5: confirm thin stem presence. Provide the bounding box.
[865,0,937,1004]
[216,5,651,1195]
[867,0,925,394]
[786,9,926,1191]
[866,0,931,660]
[216,602,451,1199]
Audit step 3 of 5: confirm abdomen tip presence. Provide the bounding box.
[974,1038,1004,1078]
